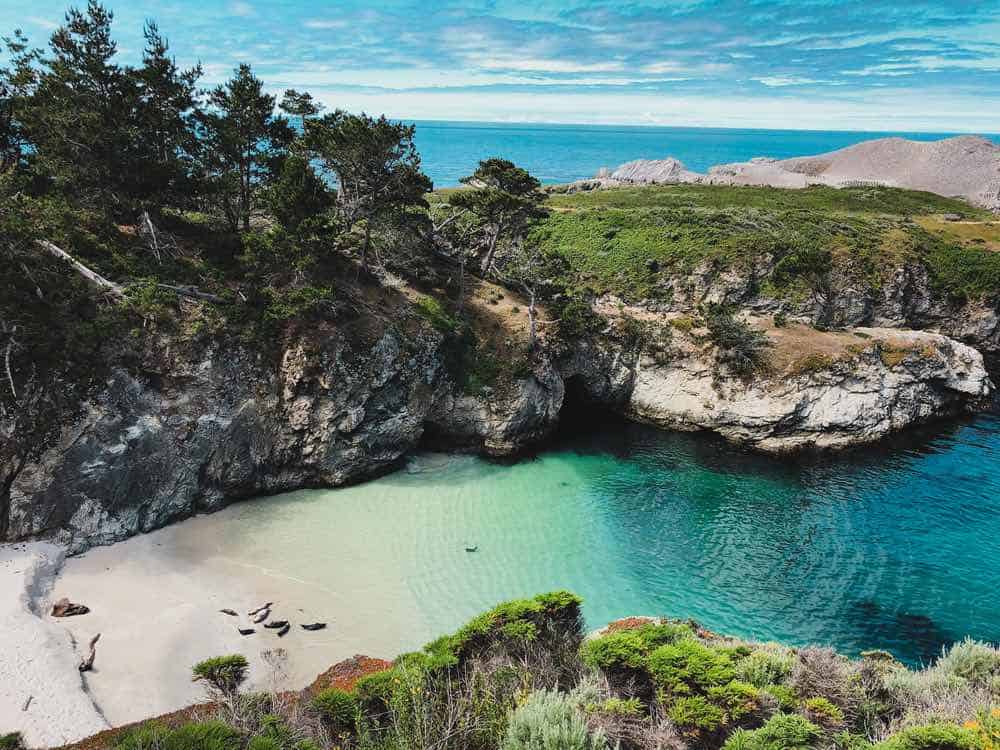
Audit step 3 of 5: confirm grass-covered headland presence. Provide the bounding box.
[25,591,999,750]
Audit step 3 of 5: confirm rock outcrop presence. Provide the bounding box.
[594,135,1000,211]
[2,304,993,552]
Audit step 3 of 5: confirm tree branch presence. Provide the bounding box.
[35,240,125,299]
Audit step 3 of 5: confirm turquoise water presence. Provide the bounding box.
[410,121,1000,187]
[214,415,1000,667]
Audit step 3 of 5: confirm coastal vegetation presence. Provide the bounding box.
[55,592,1000,750]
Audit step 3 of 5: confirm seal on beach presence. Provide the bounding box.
[219,608,238,616]
[301,622,327,631]
[52,597,90,617]
[237,627,255,636]
[252,609,271,624]
[264,620,289,629]
[276,623,290,637]
[248,602,273,616]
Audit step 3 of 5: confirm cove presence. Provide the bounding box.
[182,414,1000,666]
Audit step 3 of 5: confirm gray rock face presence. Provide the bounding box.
[2,307,994,552]
[7,328,444,552]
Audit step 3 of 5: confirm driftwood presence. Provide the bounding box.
[36,240,124,299]
[78,633,100,672]
[22,695,32,711]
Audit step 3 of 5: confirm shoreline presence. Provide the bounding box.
[0,542,108,747]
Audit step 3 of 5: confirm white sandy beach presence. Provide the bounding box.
[1,543,109,748]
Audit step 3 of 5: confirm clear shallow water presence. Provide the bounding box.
[216,415,1000,667]
[409,121,1000,187]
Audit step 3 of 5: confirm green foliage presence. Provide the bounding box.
[415,295,461,334]
[581,621,694,670]
[669,695,727,733]
[707,681,761,722]
[932,638,1000,689]
[116,721,243,750]
[804,696,846,726]
[874,723,980,750]
[553,296,604,340]
[703,303,772,376]
[735,649,795,688]
[192,654,249,695]
[722,713,823,750]
[266,155,333,232]
[0,733,24,750]
[450,158,548,274]
[760,683,799,711]
[503,689,607,750]
[313,688,358,731]
[647,639,738,695]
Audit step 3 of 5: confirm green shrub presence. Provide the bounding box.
[721,713,823,750]
[580,622,694,671]
[313,688,358,731]
[874,722,980,750]
[0,734,24,750]
[804,696,845,726]
[415,295,460,334]
[669,695,727,733]
[735,649,795,688]
[192,655,250,695]
[773,311,789,328]
[647,639,737,695]
[555,296,604,340]
[703,303,772,376]
[761,683,799,710]
[503,689,607,750]
[117,721,243,750]
[707,681,761,722]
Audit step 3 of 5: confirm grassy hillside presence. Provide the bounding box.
[531,184,1000,303]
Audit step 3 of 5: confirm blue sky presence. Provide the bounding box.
[3,0,1000,132]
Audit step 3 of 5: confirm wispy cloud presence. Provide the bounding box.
[2,0,998,131]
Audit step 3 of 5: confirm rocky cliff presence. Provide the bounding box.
[4,290,992,553]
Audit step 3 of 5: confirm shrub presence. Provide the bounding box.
[735,649,795,688]
[804,696,846,727]
[581,622,694,671]
[874,722,980,750]
[192,655,250,696]
[312,688,358,731]
[707,681,762,722]
[503,689,608,750]
[555,296,604,340]
[773,311,789,328]
[116,721,243,750]
[415,295,461,334]
[647,639,737,695]
[702,303,772,376]
[934,639,1000,690]
[669,695,727,734]
[721,713,823,750]
[761,683,799,711]
[0,734,23,750]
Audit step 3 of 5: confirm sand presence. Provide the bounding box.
[32,502,434,735]
[0,543,108,748]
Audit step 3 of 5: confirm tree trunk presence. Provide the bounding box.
[480,225,500,274]
[361,222,371,269]
[35,241,124,299]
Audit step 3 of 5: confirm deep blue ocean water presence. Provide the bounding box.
[409,121,1000,187]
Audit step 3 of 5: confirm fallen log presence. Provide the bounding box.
[36,241,124,299]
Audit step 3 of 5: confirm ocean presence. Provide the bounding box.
[410,120,1000,188]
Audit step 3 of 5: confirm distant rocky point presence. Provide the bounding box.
[567,135,1000,210]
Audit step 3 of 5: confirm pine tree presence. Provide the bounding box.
[196,63,293,232]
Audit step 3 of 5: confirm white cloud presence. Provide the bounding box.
[304,19,348,30]
[478,58,625,73]
[228,2,256,18]
[27,16,58,31]
[755,75,825,87]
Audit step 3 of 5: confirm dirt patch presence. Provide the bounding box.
[306,655,393,696]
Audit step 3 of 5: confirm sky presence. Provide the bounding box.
[3,0,1000,133]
